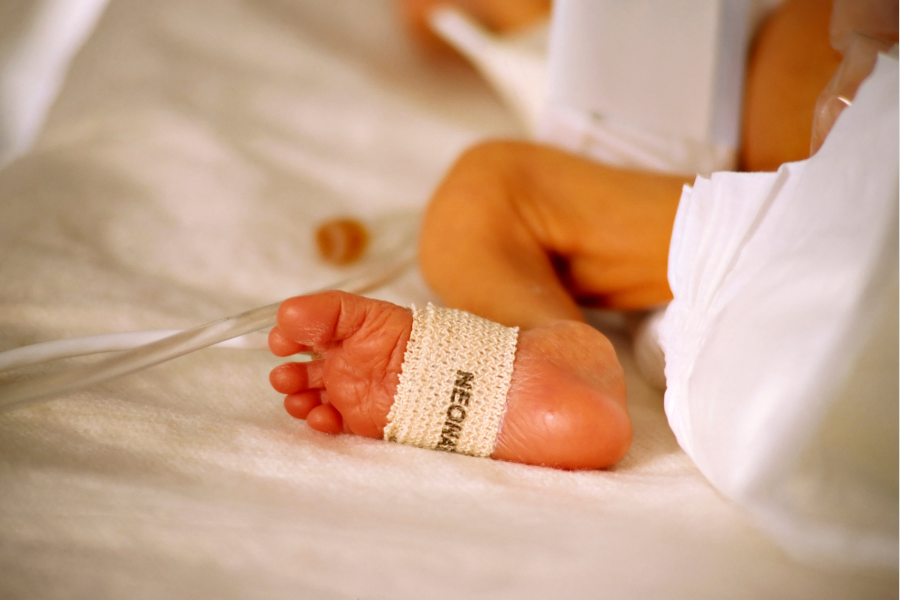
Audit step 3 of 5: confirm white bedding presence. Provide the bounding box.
[0,1,895,597]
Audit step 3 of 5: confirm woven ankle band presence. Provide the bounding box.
[384,304,519,457]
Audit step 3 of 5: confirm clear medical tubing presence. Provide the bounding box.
[810,34,895,154]
[0,330,259,372]
[810,0,898,153]
[0,256,412,413]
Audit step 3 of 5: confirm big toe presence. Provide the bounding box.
[276,291,390,347]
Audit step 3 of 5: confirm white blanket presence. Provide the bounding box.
[0,1,895,597]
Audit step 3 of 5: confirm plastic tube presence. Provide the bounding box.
[0,255,413,413]
[0,330,273,372]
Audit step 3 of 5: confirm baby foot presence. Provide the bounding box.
[268,291,631,469]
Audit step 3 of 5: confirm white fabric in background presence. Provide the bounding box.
[0,0,895,597]
[429,1,751,176]
[0,0,109,167]
[661,54,898,569]
[537,0,751,176]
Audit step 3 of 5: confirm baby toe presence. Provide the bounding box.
[269,361,324,394]
[306,403,344,434]
[284,390,323,419]
[268,327,311,357]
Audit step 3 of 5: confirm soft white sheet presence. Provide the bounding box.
[0,1,895,598]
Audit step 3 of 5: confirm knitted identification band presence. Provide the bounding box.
[384,304,519,457]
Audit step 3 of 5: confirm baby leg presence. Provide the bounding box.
[269,291,631,470]
[419,141,689,329]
